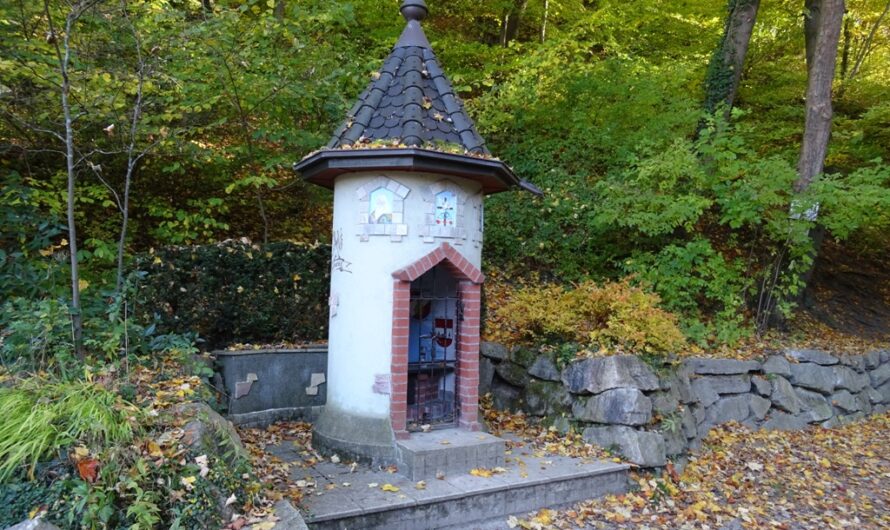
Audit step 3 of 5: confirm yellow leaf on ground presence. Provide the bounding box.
[381,483,400,492]
[470,468,494,478]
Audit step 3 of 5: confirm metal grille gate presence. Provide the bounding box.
[406,266,460,431]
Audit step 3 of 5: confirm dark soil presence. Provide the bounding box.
[805,240,890,340]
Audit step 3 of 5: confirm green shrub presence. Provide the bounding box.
[0,377,138,482]
[136,240,330,348]
[0,481,66,528]
[491,279,687,355]
[625,239,751,345]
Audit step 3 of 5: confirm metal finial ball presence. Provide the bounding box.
[401,0,428,21]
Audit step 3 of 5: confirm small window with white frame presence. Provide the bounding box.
[355,176,410,242]
[420,180,468,244]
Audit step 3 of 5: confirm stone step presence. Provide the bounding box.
[301,453,629,530]
[396,429,506,481]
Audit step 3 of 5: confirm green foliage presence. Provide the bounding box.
[495,280,687,355]
[0,377,137,482]
[626,240,751,345]
[137,240,330,348]
[0,173,65,300]
[0,481,66,528]
[1,274,157,373]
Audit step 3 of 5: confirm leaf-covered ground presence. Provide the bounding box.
[509,413,890,529]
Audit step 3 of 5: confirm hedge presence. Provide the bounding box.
[136,240,330,348]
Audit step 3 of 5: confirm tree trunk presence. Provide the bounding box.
[792,0,844,310]
[703,0,761,118]
[839,16,851,80]
[501,0,529,46]
[796,0,844,193]
[274,0,285,20]
[541,0,549,43]
[804,0,822,72]
[45,0,85,358]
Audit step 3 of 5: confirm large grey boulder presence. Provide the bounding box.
[572,388,653,426]
[651,392,680,416]
[761,411,809,431]
[522,380,572,417]
[870,364,890,388]
[748,394,772,421]
[762,355,792,377]
[176,402,246,457]
[697,375,751,395]
[788,363,836,394]
[663,369,696,404]
[490,379,521,411]
[681,407,698,439]
[863,350,882,370]
[829,390,861,414]
[5,520,62,530]
[785,349,839,366]
[878,381,890,404]
[832,366,869,393]
[527,355,561,382]
[752,376,771,397]
[690,378,720,407]
[770,376,803,415]
[686,358,760,375]
[480,342,509,361]
[661,426,687,457]
[509,346,538,368]
[582,425,666,467]
[794,388,834,422]
[561,355,659,395]
[706,395,751,425]
[856,392,873,415]
[838,354,866,372]
[479,356,496,397]
[863,386,884,405]
[495,361,529,388]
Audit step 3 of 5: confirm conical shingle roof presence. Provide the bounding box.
[327,11,488,154]
[295,1,540,196]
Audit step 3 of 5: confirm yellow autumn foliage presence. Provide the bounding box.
[488,278,686,355]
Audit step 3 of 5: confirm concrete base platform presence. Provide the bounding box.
[298,451,629,530]
[396,430,506,481]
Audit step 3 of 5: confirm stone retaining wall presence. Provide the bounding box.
[481,343,890,467]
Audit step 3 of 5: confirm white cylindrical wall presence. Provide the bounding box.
[326,171,483,420]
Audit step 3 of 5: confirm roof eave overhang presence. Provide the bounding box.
[293,148,530,196]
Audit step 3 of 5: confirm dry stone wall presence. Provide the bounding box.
[480,343,890,468]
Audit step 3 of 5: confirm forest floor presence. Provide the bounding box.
[509,412,890,530]
[237,405,889,530]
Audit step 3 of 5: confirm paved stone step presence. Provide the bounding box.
[301,454,629,530]
[396,429,506,481]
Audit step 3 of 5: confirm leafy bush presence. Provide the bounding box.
[489,279,687,355]
[136,240,330,348]
[0,377,138,482]
[0,481,66,528]
[625,239,752,345]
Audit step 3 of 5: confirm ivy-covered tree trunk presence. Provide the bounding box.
[703,0,761,118]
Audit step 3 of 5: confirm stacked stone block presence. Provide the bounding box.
[481,345,890,468]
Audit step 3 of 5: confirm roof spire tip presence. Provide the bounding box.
[401,0,428,22]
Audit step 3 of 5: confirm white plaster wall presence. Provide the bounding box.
[326,171,483,419]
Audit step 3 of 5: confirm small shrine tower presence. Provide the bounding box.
[294,0,537,463]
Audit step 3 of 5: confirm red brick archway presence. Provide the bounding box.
[390,243,483,439]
